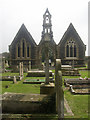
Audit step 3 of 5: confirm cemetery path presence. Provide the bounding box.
[64,97,74,116]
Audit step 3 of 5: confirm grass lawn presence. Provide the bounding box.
[1,72,43,94]
[64,89,88,118]
[2,81,41,94]
[1,70,89,118]
[62,70,89,118]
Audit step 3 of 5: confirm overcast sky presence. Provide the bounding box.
[0,0,89,55]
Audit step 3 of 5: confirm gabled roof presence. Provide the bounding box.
[10,24,37,46]
[58,23,85,46]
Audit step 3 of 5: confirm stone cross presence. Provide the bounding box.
[55,59,64,119]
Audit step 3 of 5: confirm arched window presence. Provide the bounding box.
[70,46,73,57]
[66,39,77,57]
[46,17,49,23]
[66,45,69,57]
[48,29,50,33]
[27,46,29,57]
[22,41,25,57]
[18,45,20,57]
[45,29,47,33]
[74,45,77,57]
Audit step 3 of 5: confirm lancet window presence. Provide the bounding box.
[27,46,30,57]
[17,45,20,57]
[65,39,77,57]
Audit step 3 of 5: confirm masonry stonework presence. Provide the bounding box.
[9,9,86,72]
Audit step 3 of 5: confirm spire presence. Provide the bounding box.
[42,9,53,38]
[43,8,51,18]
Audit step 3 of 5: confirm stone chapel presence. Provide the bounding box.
[9,8,86,71]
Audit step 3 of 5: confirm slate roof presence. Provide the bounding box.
[58,23,85,47]
[10,24,37,47]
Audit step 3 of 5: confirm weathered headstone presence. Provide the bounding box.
[13,76,17,84]
[19,62,23,80]
[55,59,64,119]
[29,61,31,71]
[55,59,61,83]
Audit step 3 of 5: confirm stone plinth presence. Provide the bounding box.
[40,83,55,95]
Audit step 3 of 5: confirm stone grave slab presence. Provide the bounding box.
[1,76,21,81]
[64,78,90,94]
[64,78,90,86]
[2,92,47,113]
[27,70,53,77]
[62,68,80,76]
[23,78,54,84]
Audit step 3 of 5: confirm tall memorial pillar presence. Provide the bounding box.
[45,42,49,84]
[40,33,55,94]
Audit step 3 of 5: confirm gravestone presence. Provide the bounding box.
[55,59,64,119]
[55,59,61,85]
[13,76,17,84]
[19,62,23,80]
[29,61,31,71]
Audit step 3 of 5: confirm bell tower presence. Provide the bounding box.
[42,8,53,38]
